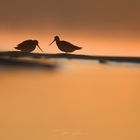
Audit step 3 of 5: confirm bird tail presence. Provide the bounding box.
[14,46,18,50]
[77,47,82,50]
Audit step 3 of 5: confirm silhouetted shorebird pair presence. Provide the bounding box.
[15,36,82,53]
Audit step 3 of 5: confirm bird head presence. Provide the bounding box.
[33,40,43,52]
[49,36,60,46]
[33,40,39,45]
[54,36,60,41]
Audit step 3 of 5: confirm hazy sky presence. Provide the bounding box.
[0,0,140,33]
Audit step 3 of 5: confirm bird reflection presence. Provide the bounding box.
[49,36,82,53]
[15,40,43,52]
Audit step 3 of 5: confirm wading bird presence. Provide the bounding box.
[15,40,43,52]
[49,36,82,53]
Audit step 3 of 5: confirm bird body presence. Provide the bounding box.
[49,36,82,53]
[15,40,43,52]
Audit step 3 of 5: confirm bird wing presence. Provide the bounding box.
[17,40,33,47]
[17,40,33,48]
[61,41,81,49]
[61,40,73,45]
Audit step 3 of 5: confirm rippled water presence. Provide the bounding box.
[0,59,140,140]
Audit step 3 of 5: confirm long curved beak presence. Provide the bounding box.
[49,39,55,46]
[37,45,43,52]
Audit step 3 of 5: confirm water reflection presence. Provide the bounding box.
[0,52,140,140]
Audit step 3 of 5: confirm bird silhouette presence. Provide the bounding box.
[15,40,43,52]
[49,36,82,53]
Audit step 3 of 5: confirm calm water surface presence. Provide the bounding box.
[0,59,140,140]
